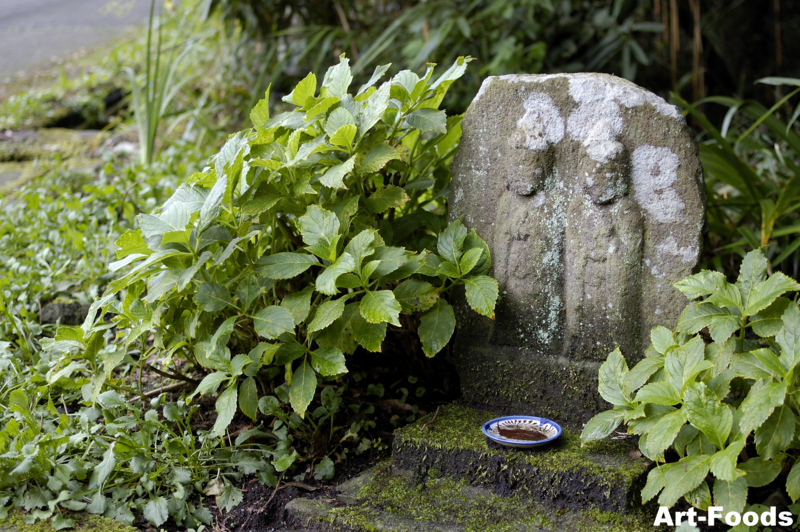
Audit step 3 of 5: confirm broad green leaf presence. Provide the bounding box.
[709,439,745,481]
[274,341,306,366]
[195,282,232,312]
[281,286,315,325]
[250,88,270,128]
[242,192,282,216]
[308,298,346,333]
[580,410,625,444]
[360,144,400,174]
[199,173,227,232]
[217,482,243,512]
[787,459,800,501]
[350,303,386,353]
[258,252,319,280]
[623,357,664,394]
[738,379,787,435]
[310,346,347,377]
[194,372,230,396]
[706,280,743,310]
[95,443,116,487]
[315,303,359,354]
[755,405,795,459]
[713,477,747,515]
[750,297,792,337]
[684,480,712,511]
[777,303,800,371]
[675,270,728,300]
[731,350,779,380]
[239,377,259,421]
[658,456,712,508]
[463,275,499,318]
[640,408,687,459]
[316,253,356,295]
[460,248,483,276]
[368,247,410,278]
[360,290,401,326]
[598,349,630,406]
[323,55,352,99]
[330,124,357,149]
[358,64,391,95]
[320,157,355,189]
[236,275,262,312]
[273,450,297,472]
[419,300,456,357]
[683,382,732,449]
[641,466,666,503]
[359,82,390,134]
[677,302,739,344]
[405,108,447,133]
[213,385,238,436]
[289,361,317,417]
[298,205,340,252]
[394,279,439,313]
[324,107,356,137]
[665,336,710,393]
[743,272,800,315]
[143,496,169,527]
[635,381,680,405]
[292,72,317,106]
[736,249,768,309]
[306,96,339,119]
[437,221,468,265]
[345,229,377,268]
[364,185,409,213]
[739,456,783,487]
[115,229,150,259]
[253,306,295,339]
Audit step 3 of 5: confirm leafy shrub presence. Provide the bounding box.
[582,248,800,514]
[91,56,497,441]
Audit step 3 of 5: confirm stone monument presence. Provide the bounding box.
[449,73,705,424]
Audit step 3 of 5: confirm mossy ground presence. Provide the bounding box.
[391,404,649,514]
[0,509,136,532]
[324,462,657,532]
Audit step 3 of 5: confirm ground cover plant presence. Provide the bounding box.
[0,51,498,530]
[582,248,800,518]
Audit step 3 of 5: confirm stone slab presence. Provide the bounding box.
[391,404,650,514]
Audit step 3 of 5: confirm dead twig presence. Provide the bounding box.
[130,382,191,402]
[421,406,441,430]
[145,363,200,385]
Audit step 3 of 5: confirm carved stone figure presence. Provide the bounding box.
[449,73,705,424]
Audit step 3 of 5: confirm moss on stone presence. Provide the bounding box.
[0,509,136,532]
[326,462,656,532]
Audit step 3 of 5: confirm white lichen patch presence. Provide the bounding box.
[514,92,564,152]
[630,145,685,223]
[656,236,699,264]
[473,77,494,103]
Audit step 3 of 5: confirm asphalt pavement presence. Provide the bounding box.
[0,0,163,78]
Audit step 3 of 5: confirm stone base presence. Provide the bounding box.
[285,405,659,532]
[456,346,608,426]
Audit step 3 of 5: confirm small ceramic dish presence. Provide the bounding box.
[482,416,562,448]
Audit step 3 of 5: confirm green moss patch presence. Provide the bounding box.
[0,509,136,532]
[392,404,650,514]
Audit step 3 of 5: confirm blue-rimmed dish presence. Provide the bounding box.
[482,416,562,448]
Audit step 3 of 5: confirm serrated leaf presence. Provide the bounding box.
[463,275,498,318]
[658,456,711,508]
[243,193,282,216]
[253,306,295,339]
[298,205,340,257]
[311,346,347,376]
[739,379,787,435]
[349,307,386,352]
[641,408,687,459]
[325,107,356,136]
[364,185,409,213]
[677,302,740,344]
[751,297,792,337]
[739,456,783,487]
[580,410,625,444]
[368,247,409,278]
[360,144,400,174]
[200,173,227,232]
[683,383,732,449]
[744,272,800,315]
[194,372,230,396]
[405,108,447,133]
[438,221,468,265]
[675,270,728,300]
[737,249,769,310]
[115,229,151,259]
[360,290,401,326]
[217,482,243,513]
[598,349,629,406]
[635,381,681,405]
[623,357,664,394]
[289,361,317,417]
[320,157,355,189]
[709,439,745,481]
[316,253,356,295]
[419,299,455,357]
[777,303,800,371]
[281,286,314,325]
[459,247,483,276]
[394,279,439,313]
[308,298,346,333]
[195,282,232,312]
[144,496,169,527]
[250,89,270,128]
[684,480,712,511]
[258,252,319,280]
[292,72,317,106]
[273,449,297,472]
[651,326,676,354]
[755,405,795,459]
[330,124,357,149]
[95,442,116,487]
[344,229,377,268]
[641,466,666,503]
[306,96,339,119]
[213,384,238,436]
[323,55,352,99]
[239,377,259,421]
[787,459,800,501]
[713,477,747,514]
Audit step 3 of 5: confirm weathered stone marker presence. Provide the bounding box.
[450,73,705,424]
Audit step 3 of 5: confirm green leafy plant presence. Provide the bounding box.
[98,55,497,453]
[582,248,800,514]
